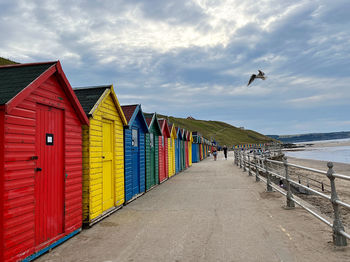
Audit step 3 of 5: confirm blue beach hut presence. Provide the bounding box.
[175,126,183,173]
[121,104,149,202]
[192,131,200,163]
[181,128,187,170]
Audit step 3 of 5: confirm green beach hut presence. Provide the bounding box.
[144,113,162,190]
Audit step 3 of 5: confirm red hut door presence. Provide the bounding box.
[35,105,64,245]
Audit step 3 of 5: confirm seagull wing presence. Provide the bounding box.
[258,70,265,76]
[247,74,256,86]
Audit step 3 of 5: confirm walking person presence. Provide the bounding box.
[212,147,217,161]
[223,145,228,160]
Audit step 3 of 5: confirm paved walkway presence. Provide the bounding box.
[38,152,350,262]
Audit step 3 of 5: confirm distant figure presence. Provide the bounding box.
[223,145,228,160]
[212,147,217,161]
[247,70,266,86]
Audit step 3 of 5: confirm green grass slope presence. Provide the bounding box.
[0,57,18,65]
[159,115,273,147]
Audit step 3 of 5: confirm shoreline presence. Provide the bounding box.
[285,138,350,150]
[287,156,350,176]
[303,139,350,148]
[283,138,350,165]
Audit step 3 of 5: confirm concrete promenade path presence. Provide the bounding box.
[38,152,350,262]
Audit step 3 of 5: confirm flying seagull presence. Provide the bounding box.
[247,70,266,86]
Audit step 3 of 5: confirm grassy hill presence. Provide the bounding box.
[158,115,274,147]
[0,57,18,65]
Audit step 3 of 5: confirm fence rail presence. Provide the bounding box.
[234,148,350,246]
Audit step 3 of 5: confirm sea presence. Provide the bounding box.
[284,138,350,164]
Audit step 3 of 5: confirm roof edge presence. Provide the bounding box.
[128,104,149,132]
[0,61,57,68]
[88,88,111,117]
[73,84,112,90]
[110,86,127,126]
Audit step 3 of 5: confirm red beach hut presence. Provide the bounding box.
[0,61,89,261]
[158,119,170,183]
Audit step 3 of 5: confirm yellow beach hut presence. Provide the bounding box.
[74,85,127,226]
[168,122,177,177]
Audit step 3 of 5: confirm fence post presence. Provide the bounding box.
[239,150,242,168]
[326,162,347,246]
[235,150,238,166]
[254,151,260,182]
[283,156,295,208]
[243,150,247,172]
[265,157,273,192]
[238,150,241,168]
[248,153,252,176]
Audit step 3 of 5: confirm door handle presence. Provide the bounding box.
[35,167,42,172]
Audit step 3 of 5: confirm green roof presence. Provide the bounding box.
[0,62,55,105]
[73,85,110,115]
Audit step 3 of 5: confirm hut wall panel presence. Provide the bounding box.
[189,137,192,166]
[0,110,4,262]
[164,138,168,178]
[124,129,133,201]
[185,141,189,168]
[192,143,198,163]
[139,133,145,192]
[171,138,174,176]
[158,136,164,183]
[170,136,176,177]
[145,133,151,189]
[155,138,159,184]
[179,140,183,171]
[182,140,185,169]
[175,138,179,174]
[2,74,83,261]
[167,138,171,177]
[87,117,103,220]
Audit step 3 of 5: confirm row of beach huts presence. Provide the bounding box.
[0,61,215,261]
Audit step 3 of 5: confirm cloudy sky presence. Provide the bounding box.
[1,0,349,135]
